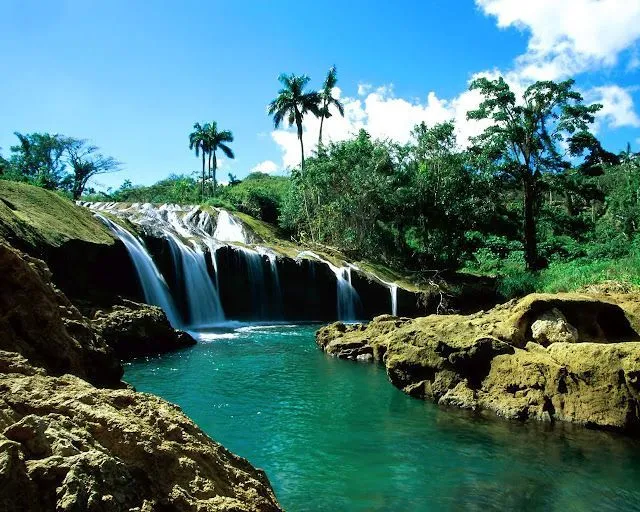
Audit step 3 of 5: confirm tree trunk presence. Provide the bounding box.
[297,122,314,242]
[201,151,205,200]
[523,175,538,270]
[212,151,217,195]
[208,152,212,195]
[318,113,325,147]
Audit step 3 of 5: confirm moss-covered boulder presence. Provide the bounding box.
[316,293,640,433]
[0,182,140,303]
[87,299,196,360]
[0,351,281,512]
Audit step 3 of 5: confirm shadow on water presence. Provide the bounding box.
[125,324,640,512]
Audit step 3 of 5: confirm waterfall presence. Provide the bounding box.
[236,247,269,319]
[297,251,362,321]
[166,235,225,326]
[390,284,398,316]
[259,248,283,319]
[204,240,221,292]
[95,214,182,328]
[214,210,247,243]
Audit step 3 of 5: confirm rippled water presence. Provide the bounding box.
[125,325,640,511]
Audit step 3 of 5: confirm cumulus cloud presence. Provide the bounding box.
[250,160,279,173]
[590,85,640,129]
[269,1,640,168]
[476,0,640,80]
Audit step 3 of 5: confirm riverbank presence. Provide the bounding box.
[317,293,640,433]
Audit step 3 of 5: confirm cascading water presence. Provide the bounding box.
[390,284,398,316]
[95,214,182,327]
[297,251,362,321]
[235,247,269,319]
[166,235,225,326]
[214,210,247,243]
[258,248,284,319]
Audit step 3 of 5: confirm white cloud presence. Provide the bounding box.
[357,83,372,96]
[250,160,279,173]
[591,85,640,128]
[477,0,640,80]
[270,82,495,168]
[269,2,640,167]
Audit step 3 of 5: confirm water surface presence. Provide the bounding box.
[125,325,640,511]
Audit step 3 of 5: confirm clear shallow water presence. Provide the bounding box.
[125,325,640,511]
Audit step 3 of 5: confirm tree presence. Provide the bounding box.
[205,122,234,194]
[268,73,320,172]
[467,77,607,270]
[317,66,345,147]
[65,139,121,199]
[189,122,209,199]
[10,132,70,188]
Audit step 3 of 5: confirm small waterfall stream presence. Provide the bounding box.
[166,235,225,326]
[96,214,182,327]
[297,251,362,321]
[390,284,398,316]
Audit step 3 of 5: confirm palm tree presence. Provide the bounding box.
[317,66,345,147]
[206,122,234,194]
[268,73,320,172]
[189,122,209,199]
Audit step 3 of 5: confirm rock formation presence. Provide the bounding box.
[0,240,282,511]
[317,294,640,433]
[0,351,280,512]
[86,299,196,360]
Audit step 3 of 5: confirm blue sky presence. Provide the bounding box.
[1,0,639,190]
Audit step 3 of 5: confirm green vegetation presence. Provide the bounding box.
[0,132,120,199]
[2,73,639,299]
[0,180,114,250]
[188,121,235,199]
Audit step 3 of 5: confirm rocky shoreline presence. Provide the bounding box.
[316,294,640,433]
[0,241,282,511]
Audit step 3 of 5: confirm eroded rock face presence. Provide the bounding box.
[0,243,122,387]
[86,299,196,360]
[0,351,281,512]
[316,294,640,433]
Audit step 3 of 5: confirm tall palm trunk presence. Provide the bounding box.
[296,117,314,242]
[207,151,212,197]
[318,106,326,147]
[201,151,205,200]
[212,151,217,195]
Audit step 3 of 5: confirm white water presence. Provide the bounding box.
[258,247,284,319]
[95,214,182,328]
[390,284,398,316]
[214,210,247,243]
[297,251,362,321]
[166,235,225,326]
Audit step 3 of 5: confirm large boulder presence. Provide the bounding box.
[86,299,196,360]
[316,293,640,433]
[0,351,281,512]
[0,243,122,387]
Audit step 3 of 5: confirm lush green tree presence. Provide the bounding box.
[64,139,121,199]
[267,74,320,172]
[467,77,607,270]
[205,121,234,194]
[9,132,71,189]
[317,66,345,147]
[189,122,209,199]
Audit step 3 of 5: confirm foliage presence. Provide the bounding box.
[0,132,119,198]
[467,77,615,270]
[218,172,289,223]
